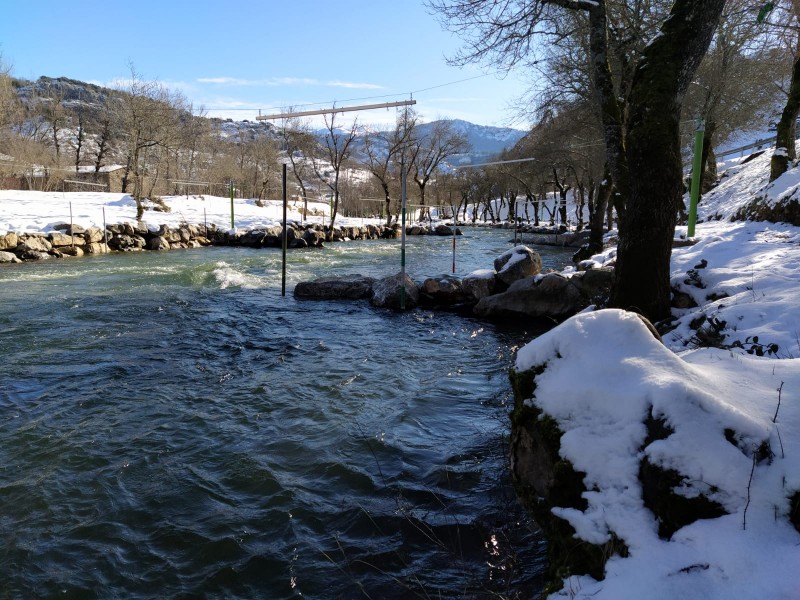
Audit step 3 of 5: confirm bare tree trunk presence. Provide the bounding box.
[701,120,718,192]
[770,50,800,181]
[610,0,725,322]
[589,165,613,254]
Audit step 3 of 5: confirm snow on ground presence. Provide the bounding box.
[515,148,800,599]
[0,190,380,235]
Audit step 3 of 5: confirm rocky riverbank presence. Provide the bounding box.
[0,220,463,264]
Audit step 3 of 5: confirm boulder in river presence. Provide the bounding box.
[370,272,419,310]
[494,246,542,288]
[294,274,376,300]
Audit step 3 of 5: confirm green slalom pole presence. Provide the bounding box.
[687,118,704,238]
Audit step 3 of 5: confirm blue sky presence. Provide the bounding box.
[1,0,534,129]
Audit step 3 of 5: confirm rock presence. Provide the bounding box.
[0,232,18,250]
[570,267,614,301]
[381,226,400,239]
[303,228,324,247]
[109,234,146,250]
[435,224,454,236]
[462,269,497,301]
[509,360,628,587]
[474,273,586,321]
[147,236,171,251]
[85,242,108,254]
[294,274,376,300]
[420,276,468,306]
[20,235,52,253]
[241,229,268,247]
[494,246,542,287]
[49,231,78,247]
[18,250,51,261]
[671,289,698,309]
[84,227,105,244]
[0,250,21,263]
[370,272,419,310]
[60,245,85,257]
[60,223,85,235]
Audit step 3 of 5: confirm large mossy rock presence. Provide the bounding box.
[508,311,736,594]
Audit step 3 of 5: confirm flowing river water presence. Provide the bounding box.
[0,229,573,599]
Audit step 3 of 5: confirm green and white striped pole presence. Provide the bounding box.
[688,118,704,238]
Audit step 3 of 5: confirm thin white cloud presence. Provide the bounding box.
[325,80,383,90]
[197,76,383,90]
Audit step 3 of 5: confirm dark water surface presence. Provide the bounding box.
[0,230,570,598]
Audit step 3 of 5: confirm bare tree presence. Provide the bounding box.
[279,116,316,220]
[117,65,188,218]
[0,55,20,137]
[312,108,359,238]
[407,119,469,220]
[363,108,418,226]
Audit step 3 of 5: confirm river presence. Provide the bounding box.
[0,229,572,599]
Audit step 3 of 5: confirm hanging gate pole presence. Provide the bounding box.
[400,162,407,310]
[281,163,288,297]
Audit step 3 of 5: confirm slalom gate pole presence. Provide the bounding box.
[400,163,407,310]
[688,118,705,238]
[281,164,288,297]
[452,227,456,274]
